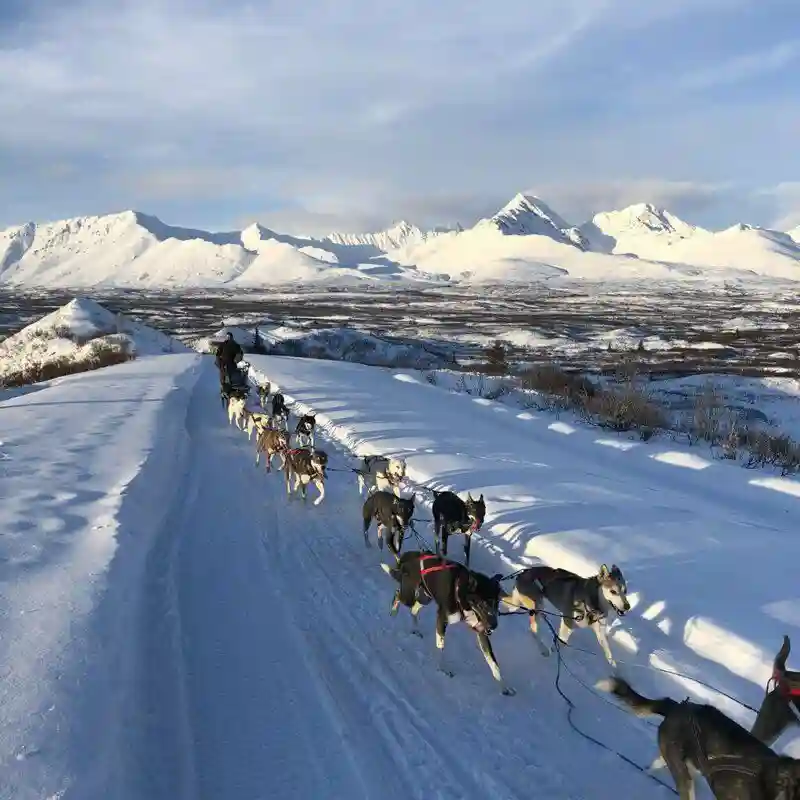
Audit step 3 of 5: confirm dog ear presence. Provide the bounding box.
[467,492,474,502]
[479,493,484,503]
[598,563,610,579]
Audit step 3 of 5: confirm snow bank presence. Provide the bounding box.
[0,297,186,387]
[0,354,201,798]
[248,355,800,744]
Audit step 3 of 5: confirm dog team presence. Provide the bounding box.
[225,368,800,800]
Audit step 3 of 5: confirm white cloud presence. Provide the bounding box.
[0,0,796,233]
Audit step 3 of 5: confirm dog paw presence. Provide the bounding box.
[438,668,455,678]
[410,629,423,638]
[502,686,517,697]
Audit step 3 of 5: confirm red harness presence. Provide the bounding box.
[773,668,800,698]
[419,553,457,577]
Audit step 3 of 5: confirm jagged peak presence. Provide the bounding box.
[591,203,698,237]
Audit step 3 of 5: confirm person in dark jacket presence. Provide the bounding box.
[215,332,244,385]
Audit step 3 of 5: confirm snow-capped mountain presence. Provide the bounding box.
[478,193,588,249]
[579,202,705,255]
[0,212,449,287]
[2,195,800,288]
[324,220,459,251]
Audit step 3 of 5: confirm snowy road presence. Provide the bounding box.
[162,364,670,800]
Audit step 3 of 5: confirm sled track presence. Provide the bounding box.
[168,364,672,800]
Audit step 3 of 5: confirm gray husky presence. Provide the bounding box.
[599,675,800,800]
[284,448,328,506]
[506,563,630,666]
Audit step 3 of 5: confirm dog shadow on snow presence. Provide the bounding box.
[267,381,800,749]
[372,458,799,746]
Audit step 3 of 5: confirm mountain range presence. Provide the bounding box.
[2,194,799,288]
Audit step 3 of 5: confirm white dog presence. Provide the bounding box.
[356,455,407,497]
[227,395,248,430]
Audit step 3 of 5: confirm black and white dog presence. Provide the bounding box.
[599,676,800,800]
[294,414,316,448]
[381,550,514,695]
[362,490,415,559]
[258,381,271,409]
[751,635,800,747]
[270,392,289,431]
[507,563,630,666]
[431,490,485,567]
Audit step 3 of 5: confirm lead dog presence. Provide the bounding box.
[598,676,800,800]
[381,550,514,695]
[751,635,800,747]
[294,414,316,448]
[255,428,289,472]
[356,455,407,497]
[284,448,328,506]
[361,490,415,559]
[431,490,485,567]
[506,563,630,666]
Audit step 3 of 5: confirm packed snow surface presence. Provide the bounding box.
[3,350,800,798]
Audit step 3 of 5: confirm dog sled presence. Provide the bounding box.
[220,360,251,405]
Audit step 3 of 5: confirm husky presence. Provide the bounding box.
[284,448,328,506]
[431,490,485,567]
[506,563,630,666]
[361,491,415,559]
[270,392,289,432]
[258,382,271,409]
[245,410,271,441]
[255,428,289,472]
[356,455,407,497]
[227,395,248,430]
[381,550,513,695]
[598,676,800,800]
[751,635,800,747]
[294,414,316,448]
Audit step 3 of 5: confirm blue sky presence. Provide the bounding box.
[0,0,798,234]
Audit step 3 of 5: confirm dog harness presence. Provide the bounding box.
[773,667,800,698]
[418,555,489,634]
[419,553,457,578]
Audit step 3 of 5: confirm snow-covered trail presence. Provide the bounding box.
[172,364,671,800]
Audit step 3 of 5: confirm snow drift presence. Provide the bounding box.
[0,296,186,387]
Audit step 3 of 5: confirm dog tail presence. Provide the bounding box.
[595,677,676,718]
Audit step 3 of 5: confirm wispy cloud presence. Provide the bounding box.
[679,40,800,91]
[0,0,796,232]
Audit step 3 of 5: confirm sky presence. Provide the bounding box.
[0,0,798,235]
